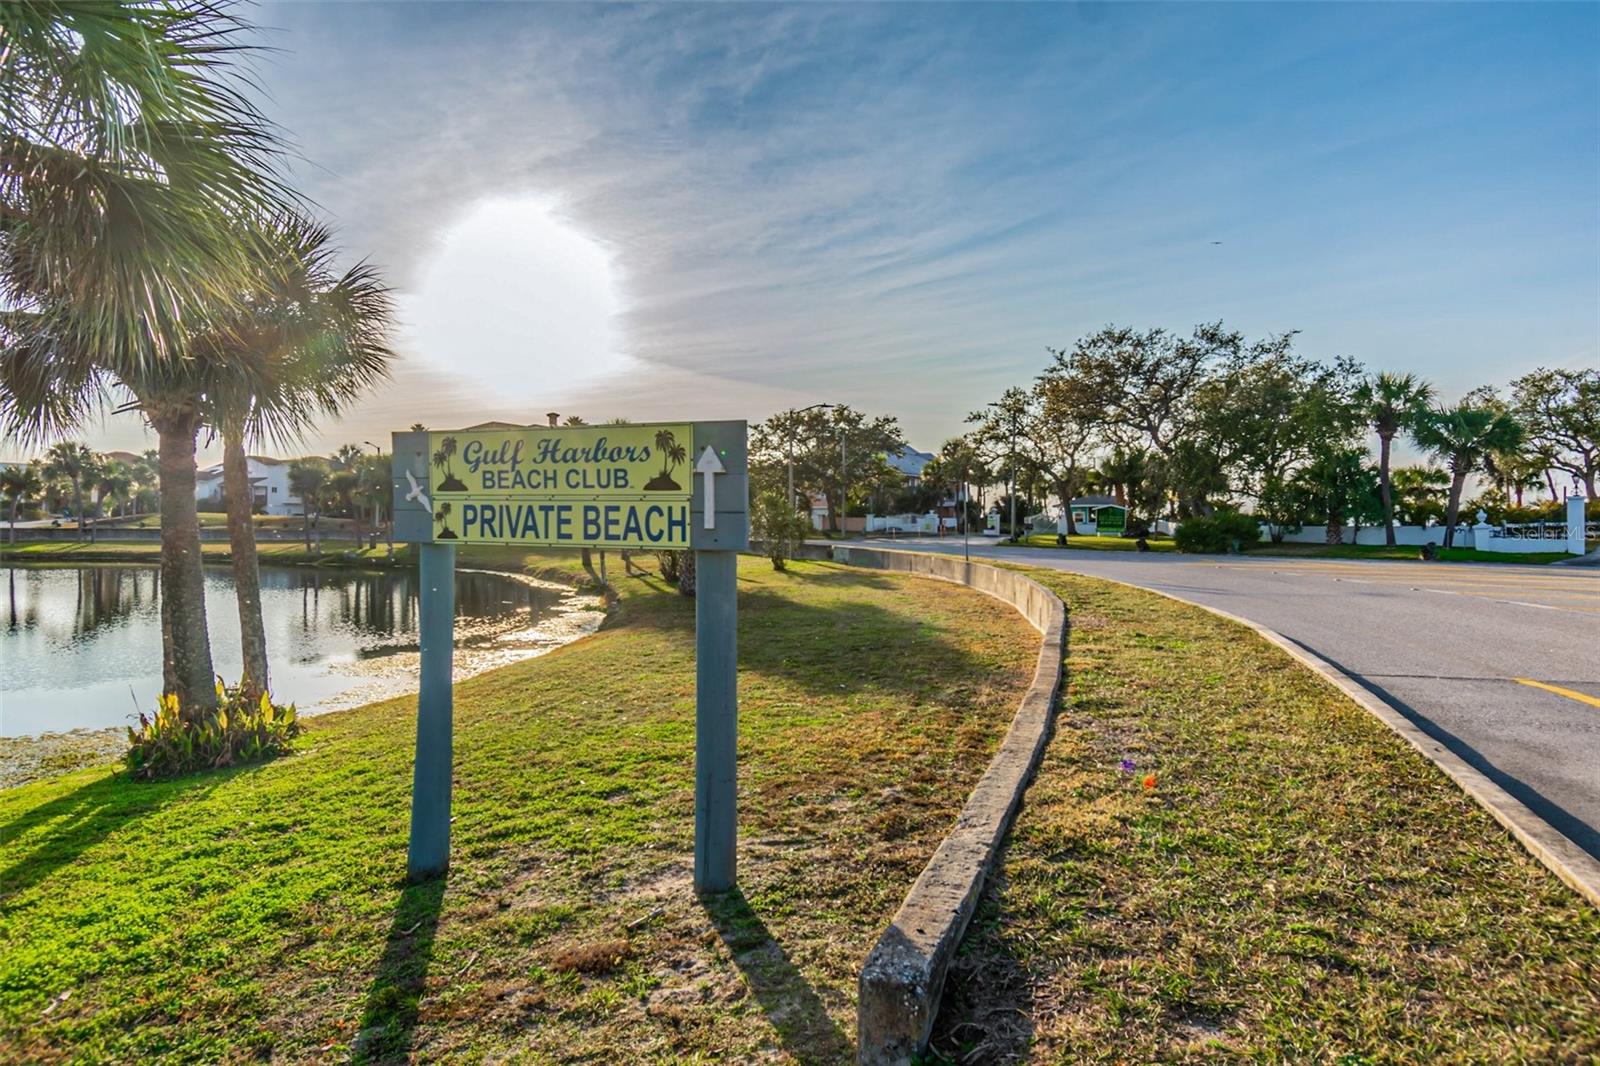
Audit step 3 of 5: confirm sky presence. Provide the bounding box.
[57,1,1600,462]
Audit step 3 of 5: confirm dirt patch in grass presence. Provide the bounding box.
[930,569,1600,1064]
[0,557,1038,1063]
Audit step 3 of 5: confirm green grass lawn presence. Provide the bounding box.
[0,557,1037,1063]
[5,550,1597,1063]
[930,568,1600,1063]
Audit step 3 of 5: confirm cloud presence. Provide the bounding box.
[63,1,1599,461]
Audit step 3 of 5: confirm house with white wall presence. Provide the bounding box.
[194,456,302,516]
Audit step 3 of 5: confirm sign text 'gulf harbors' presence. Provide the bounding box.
[424,424,694,548]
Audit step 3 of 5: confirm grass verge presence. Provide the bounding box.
[930,567,1600,1063]
[0,557,1037,1062]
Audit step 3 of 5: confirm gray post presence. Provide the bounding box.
[694,549,738,893]
[408,541,456,881]
[1567,493,1588,556]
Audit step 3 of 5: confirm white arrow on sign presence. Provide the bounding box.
[695,445,726,530]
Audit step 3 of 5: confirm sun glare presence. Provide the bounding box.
[401,197,631,403]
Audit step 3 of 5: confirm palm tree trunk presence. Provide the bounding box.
[8,498,17,546]
[303,501,312,552]
[1442,466,1468,549]
[1378,431,1396,546]
[150,404,219,718]
[74,479,85,541]
[677,549,696,597]
[223,431,270,700]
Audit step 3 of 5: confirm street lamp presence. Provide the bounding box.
[362,441,389,557]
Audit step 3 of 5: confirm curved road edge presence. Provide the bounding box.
[1064,568,1600,909]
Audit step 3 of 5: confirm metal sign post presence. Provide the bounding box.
[391,420,748,891]
[407,540,455,880]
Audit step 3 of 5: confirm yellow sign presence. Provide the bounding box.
[425,424,693,548]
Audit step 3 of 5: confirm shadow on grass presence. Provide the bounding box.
[736,587,1007,698]
[926,871,1038,1064]
[0,770,216,903]
[702,888,851,1065]
[354,872,448,1063]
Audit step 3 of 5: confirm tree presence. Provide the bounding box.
[95,459,133,520]
[0,2,290,719]
[1390,465,1449,526]
[748,461,810,570]
[1033,359,1105,534]
[0,2,288,375]
[1293,448,1380,544]
[289,460,331,553]
[1355,372,1435,545]
[1,462,42,545]
[750,406,902,533]
[41,442,95,540]
[1511,368,1598,498]
[1056,323,1254,514]
[1413,403,1526,547]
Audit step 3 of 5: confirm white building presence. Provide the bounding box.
[194,456,302,516]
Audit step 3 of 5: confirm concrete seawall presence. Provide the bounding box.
[794,543,1067,1065]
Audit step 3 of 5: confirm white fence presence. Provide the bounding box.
[1259,498,1593,555]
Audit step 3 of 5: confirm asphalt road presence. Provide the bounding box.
[857,536,1600,862]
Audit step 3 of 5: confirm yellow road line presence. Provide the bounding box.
[1514,678,1600,708]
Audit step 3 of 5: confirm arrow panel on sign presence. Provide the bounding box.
[696,445,725,530]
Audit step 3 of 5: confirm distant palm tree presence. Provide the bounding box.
[289,460,331,553]
[1413,404,1526,547]
[95,461,133,521]
[41,442,95,540]
[410,422,428,433]
[1356,372,1434,545]
[0,463,43,546]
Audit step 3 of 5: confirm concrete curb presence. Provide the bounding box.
[1059,572,1600,910]
[794,544,1067,1065]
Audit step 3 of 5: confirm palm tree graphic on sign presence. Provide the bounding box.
[434,501,458,539]
[645,428,687,491]
[433,436,467,492]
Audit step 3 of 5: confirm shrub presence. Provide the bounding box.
[126,681,300,780]
[1175,511,1262,554]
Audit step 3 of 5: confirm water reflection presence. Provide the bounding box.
[0,564,600,737]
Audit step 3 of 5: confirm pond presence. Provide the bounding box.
[0,563,603,737]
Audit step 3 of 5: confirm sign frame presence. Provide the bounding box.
[393,420,747,894]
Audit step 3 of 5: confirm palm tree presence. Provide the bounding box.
[289,459,331,554]
[1355,372,1434,545]
[41,442,94,539]
[1413,404,1526,547]
[0,3,290,718]
[95,460,133,521]
[200,216,394,699]
[1,463,43,545]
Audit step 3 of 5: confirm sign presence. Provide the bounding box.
[391,418,747,894]
[392,421,747,552]
[1095,505,1126,536]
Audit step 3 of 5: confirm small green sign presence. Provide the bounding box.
[1096,505,1126,535]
